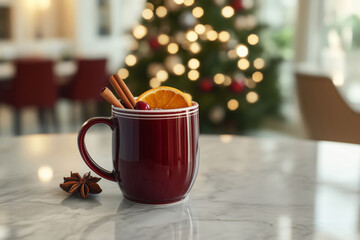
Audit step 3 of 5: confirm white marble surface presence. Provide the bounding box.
[1,133,360,239]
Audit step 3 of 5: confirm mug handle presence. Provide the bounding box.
[78,117,116,182]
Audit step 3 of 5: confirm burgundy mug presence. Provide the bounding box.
[78,102,199,204]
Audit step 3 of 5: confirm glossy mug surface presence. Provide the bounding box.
[78,102,199,204]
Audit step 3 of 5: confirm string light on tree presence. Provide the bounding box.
[209,105,225,124]
[192,7,204,18]
[188,70,199,81]
[189,42,201,54]
[158,34,170,45]
[224,76,232,86]
[118,68,129,79]
[245,78,256,88]
[214,73,225,85]
[156,70,169,82]
[149,77,161,88]
[207,30,218,41]
[142,8,154,20]
[236,44,248,57]
[248,34,259,45]
[195,24,206,35]
[133,25,148,39]
[252,71,263,82]
[167,43,179,54]
[218,31,230,42]
[254,58,265,69]
[227,99,239,110]
[246,15,258,29]
[174,0,184,5]
[186,31,198,42]
[227,50,237,59]
[173,64,186,75]
[156,6,168,18]
[246,91,259,103]
[188,58,200,69]
[125,54,137,66]
[184,0,194,6]
[146,3,154,10]
[221,6,235,18]
[237,58,250,70]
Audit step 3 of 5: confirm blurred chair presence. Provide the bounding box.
[0,59,59,135]
[296,73,360,144]
[60,58,107,121]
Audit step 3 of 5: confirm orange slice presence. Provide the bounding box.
[137,86,192,109]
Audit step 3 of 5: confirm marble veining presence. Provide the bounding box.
[0,133,360,239]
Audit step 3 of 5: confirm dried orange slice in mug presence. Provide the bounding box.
[136,86,192,109]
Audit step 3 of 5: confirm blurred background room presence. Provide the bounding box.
[0,0,360,144]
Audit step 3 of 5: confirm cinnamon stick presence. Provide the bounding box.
[113,74,136,107]
[100,87,124,108]
[109,75,133,109]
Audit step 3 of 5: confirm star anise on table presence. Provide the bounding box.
[60,172,102,199]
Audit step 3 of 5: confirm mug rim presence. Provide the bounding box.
[112,101,199,114]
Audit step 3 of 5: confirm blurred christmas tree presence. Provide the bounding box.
[119,0,282,133]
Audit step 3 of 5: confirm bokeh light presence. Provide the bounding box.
[248,34,259,45]
[125,54,137,66]
[188,58,200,69]
[156,6,168,18]
[207,30,218,41]
[158,34,169,45]
[252,71,263,82]
[149,77,161,88]
[173,64,186,75]
[254,58,265,69]
[156,70,169,82]
[118,68,129,79]
[192,7,204,18]
[221,6,235,18]
[237,58,250,70]
[186,31,198,42]
[167,43,179,54]
[142,8,154,20]
[133,25,147,39]
[195,24,206,35]
[236,44,248,57]
[188,70,200,81]
[174,0,184,4]
[246,91,259,103]
[189,42,201,54]
[214,73,225,84]
[218,31,230,42]
[227,99,239,110]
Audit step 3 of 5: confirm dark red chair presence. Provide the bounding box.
[60,58,107,121]
[0,59,58,135]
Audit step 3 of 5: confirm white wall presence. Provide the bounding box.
[0,0,145,73]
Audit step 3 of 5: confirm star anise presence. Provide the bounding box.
[60,172,102,198]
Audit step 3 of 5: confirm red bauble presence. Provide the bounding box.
[231,0,244,11]
[230,80,245,93]
[200,78,214,92]
[149,37,161,50]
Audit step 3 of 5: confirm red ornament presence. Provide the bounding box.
[200,78,214,92]
[230,79,245,93]
[149,37,161,50]
[231,0,244,11]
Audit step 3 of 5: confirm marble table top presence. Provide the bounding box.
[1,133,360,240]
